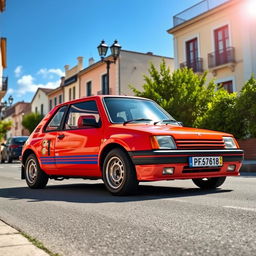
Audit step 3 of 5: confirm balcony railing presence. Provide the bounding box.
[173,0,230,27]
[180,58,204,73]
[208,47,235,68]
[1,76,8,91]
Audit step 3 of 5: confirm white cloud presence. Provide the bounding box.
[7,88,14,94]
[37,68,64,78]
[17,74,60,96]
[14,65,23,77]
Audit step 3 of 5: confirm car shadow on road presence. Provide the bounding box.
[0,182,232,204]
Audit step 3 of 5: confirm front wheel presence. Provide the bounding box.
[192,177,226,189]
[103,148,138,196]
[25,154,49,189]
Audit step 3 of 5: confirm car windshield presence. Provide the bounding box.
[12,137,28,145]
[104,97,175,124]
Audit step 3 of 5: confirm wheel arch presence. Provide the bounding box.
[99,143,132,172]
[21,148,37,179]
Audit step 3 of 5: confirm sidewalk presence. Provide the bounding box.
[240,160,256,172]
[0,220,49,256]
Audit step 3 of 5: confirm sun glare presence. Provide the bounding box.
[245,0,256,18]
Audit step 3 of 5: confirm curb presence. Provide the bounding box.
[0,220,49,256]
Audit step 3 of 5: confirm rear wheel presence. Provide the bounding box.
[192,177,226,189]
[103,148,138,196]
[7,154,12,163]
[25,154,48,189]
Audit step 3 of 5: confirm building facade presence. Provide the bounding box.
[168,0,255,93]
[63,57,83,102]
[0,0,7,101]
[48,77,65,111]
[3,101,31,138]
[79,50,174,97]
[31,88,53,116]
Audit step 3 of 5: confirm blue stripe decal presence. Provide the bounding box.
[40,155,98,159]
[41,161,98,165]
[40,158,97,161]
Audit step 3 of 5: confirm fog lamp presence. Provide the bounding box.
[227,165,236,172]
[163,167,174,175]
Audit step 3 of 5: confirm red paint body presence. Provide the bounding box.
[21,96,243,182]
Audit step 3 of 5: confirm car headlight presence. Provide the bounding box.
[151,136,177,149]
[223,137,237,149]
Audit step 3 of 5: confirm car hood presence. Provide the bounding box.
[109,124,232,140]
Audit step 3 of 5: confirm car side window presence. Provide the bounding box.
[65,101,100,130]
[45,106,68,132]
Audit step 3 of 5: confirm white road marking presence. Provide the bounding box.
[223,206,256,212]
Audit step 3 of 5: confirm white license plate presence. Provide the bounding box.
[189,156,223,167]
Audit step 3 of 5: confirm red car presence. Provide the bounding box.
[21,96,243,195]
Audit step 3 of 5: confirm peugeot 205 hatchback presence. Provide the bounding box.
[21,96,244,195]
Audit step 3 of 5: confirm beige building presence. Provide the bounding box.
[3,102,31,138]
[63,57,83,102]
[79,50,174,97]
[0,0,7,101]
[31,88,53,116]
[48,77,64,111]
[168,0,256,93]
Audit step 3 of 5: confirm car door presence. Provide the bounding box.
[54,100,103,177]
[40,105,68,174]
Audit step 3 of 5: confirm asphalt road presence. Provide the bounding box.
[0,163,256,256]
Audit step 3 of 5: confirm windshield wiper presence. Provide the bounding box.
[124,118,153,125]
[153,119,178,125]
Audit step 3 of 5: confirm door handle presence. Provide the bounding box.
[57,134,65,139]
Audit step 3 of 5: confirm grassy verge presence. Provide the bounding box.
[20,231,61,256]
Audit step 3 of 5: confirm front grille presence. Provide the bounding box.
[176,139,225,150]
[183,167,221,174]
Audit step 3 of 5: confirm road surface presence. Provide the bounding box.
[0,163,255,256]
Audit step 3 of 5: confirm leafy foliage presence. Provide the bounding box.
[0,120,12,141]
[131,61,215,127]
[22,112,43,134]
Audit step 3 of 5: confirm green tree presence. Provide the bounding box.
[131,61,216,127]
[194,88,247,138]
[236,75,256,138]
[22,112,43,134]
[0,120,12,141]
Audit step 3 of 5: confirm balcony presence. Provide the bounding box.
[180,58,204,73]
[208,47,235,69]
[173,0,230,27]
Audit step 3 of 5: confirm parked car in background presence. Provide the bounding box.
[21,96,243,195]
[1,136,29,163]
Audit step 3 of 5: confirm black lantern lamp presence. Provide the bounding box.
[97,40,109,60]
[110,40,121,61]
[8,95,13,106]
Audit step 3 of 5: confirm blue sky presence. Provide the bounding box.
[0,0,199,104]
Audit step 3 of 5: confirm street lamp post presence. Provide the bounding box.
[97,40,121,95]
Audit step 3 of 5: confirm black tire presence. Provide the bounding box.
[192,177,226,189]
[102,148,138,196]
[24,154,49,189]
[1,154,5,163]
[7,154,12,163]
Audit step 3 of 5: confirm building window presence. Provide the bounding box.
[49,99,52,110]
[218,80,233,93]
[102,74,108,95]
[59,94,62,104]
[184,37,203,72]
[69,88,72,101]
[186,38,198,66]
[35,107,38,113]
[40,104,44,116]
[73,87,76,100]
[54,97,57,106]
[87,81,92,96]
[214,25,229,65]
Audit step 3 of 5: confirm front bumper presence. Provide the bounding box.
[129,149,244,181]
